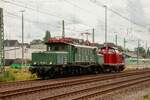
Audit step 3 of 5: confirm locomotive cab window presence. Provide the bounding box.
[108,48,115,54]
[101,49,106,53]
[115,49,119,53]
[48,45,65,51]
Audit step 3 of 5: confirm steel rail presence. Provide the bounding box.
[0,69,150,99]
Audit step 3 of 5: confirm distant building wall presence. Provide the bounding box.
[30,44,46,49]
[4,47,46,60]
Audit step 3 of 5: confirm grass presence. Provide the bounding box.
[0,67,37,82]
[0,71,15,82]
[144,95,150,100]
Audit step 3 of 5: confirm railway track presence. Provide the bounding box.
[73,78,150,100]
[0,72,119,90]
[41,75,150,100]
[0,69,145,89]
[0,69,150,100]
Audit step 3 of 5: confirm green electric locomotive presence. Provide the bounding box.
[30,37,103,79]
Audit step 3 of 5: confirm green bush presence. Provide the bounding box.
[11,64,22,69]
[0,67,37,82]
[144,95,150,100]
[0,71,15,82]
[11,64,31,69]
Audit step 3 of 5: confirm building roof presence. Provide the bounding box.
[124,52,143,58]
[73,44,97,49]
[4,40,19,47]
[19,43,30,48]
[4,40,30,48]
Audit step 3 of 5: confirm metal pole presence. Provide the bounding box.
[127,28,129,35]
[86,35,88,41]
[115,34,117,46]
[104,5,107,43]
[62,20,65,38]
[0,8,4,71]
[137,39,140,64]
[124,38,126,52]
[21,10,25,66]
[92,28,95,43]
[145,40,147,58]
[146,40,147,52]
[146,41,147,50]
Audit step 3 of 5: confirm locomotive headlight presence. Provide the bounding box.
[49,62,52,64]
[33,62,36,65]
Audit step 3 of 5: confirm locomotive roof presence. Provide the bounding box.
[46,41,97,49]
[72,44,97,49]
[101,46,118,50]
[34,51,68,54]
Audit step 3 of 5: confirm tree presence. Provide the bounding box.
[146,47,150,58]
[134,47,145,58]
[135,47,145,53]
[43,30,51,42]
[30,39,43,45]
[117,46,124,52]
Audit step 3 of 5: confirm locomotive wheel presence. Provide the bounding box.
[36,72,46,80]
[118,65,125,72]
[92,66,99,74]
[108,68,112,72]
[74,68,80,75]
[79,67,82,74]
[41,75,46,80]
[48,68,55,78]
[120,65,125,71]
[113,67,118,72]
[94,70,99,74]
[113,66,119,72]
[102,68,111,73]
[82,68,88,74]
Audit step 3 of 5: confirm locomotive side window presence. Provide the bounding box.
[108,48,115,54]
[48,46,51,51]
[49,45,65,51]
[59,46,65,51]
[101,49,106,53]
[54,46,59,51]
[115,49,119,53]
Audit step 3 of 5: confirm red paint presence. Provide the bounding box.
[48,37,73,43]
[100,46,124,65]
[48,37,92,46]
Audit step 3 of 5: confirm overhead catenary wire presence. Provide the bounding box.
[3,0,101,36]
[2,0,147,47]
[64,0,105,23]
[7,0,134,32]
[64,0,127,37]
[65,0,138,32]
[5,11,91,35]
[1,0,66,20]
[2,0,138,33]
[126,0,149,26]
[5,14,93,42]
[1,0,94,28]
[90,0,146,28]
[91,0,148,45]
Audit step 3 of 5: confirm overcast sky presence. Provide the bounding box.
[0,0,150,50]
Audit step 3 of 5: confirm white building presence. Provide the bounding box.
[4,40,46,65]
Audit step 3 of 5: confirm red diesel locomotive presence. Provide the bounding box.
[100,46,125,72]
